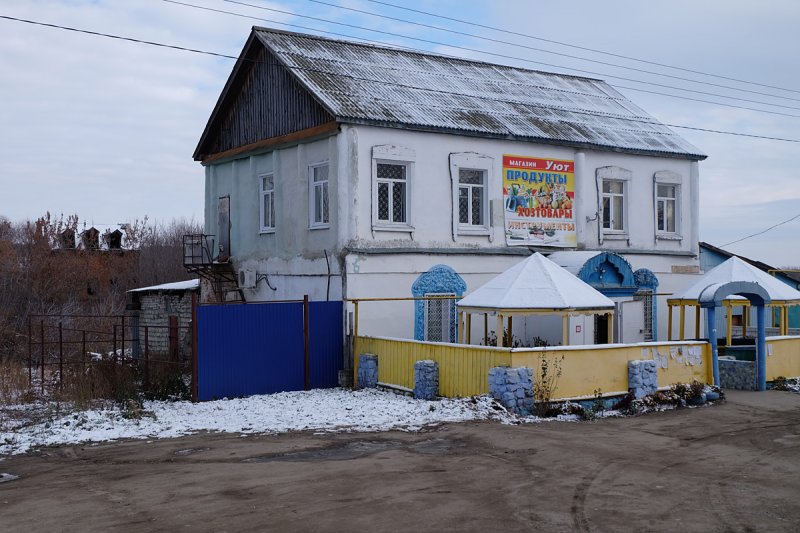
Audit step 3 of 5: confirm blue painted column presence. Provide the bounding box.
[756,304,767,391]
[707,306,719,386]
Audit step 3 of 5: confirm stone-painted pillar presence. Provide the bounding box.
[357,353,378,389]
[413,360,439,400]
[488,367,533,416]
[628,360,658,398]
[756,304,767,391]
[707,306,719,386]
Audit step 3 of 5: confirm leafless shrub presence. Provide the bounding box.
[533,354,564,417]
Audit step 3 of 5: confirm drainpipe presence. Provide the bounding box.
[756,304,767,391]
[707,306,719,386]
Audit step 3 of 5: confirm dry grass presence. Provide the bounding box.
[0,359,34,405]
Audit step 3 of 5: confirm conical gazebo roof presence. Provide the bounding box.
[457,253,615,313]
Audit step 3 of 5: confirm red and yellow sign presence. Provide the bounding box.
[502,154,576,247]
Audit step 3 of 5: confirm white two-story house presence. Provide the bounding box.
[192,27,706,346]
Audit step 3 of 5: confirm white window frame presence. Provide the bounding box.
[423,293,455,343]
[372,145,414,232]
[259,172,276,234]
[654,170,682,240]
[308,161,330,229]
[596,166,631,240]
[449,152,493,239]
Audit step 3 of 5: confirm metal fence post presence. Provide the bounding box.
[144,326,150,391]
[27,316,32,384]
[82,330,87,378]
[112,324,117,360]
[121,315,126,364]
[59,321,64,390]
[191,293,198,402]
[40,319,45,394]
[304,294,310,391]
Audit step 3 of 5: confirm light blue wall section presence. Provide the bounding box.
[204,135,340,262]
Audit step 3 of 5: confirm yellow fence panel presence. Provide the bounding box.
[357,336,512,397]
[358,337,712,400]
[766,336,800,380]
[510,342,711,400]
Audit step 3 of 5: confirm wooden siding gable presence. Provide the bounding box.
[194,36,335,161]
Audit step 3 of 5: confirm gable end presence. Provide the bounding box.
[194,43,335,161]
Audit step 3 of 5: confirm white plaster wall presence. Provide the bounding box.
[348,125,698,256]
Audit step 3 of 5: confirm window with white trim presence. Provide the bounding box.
[424,293,455,342]
[656,184,676,233]
[372,145,415,231]
[458,168,487,228]
[259,173,275,232]
[309,163,329,228]
[450,152,493,238]
[653,170,682,238]
[596,166,631,237]
[377,163,407,223]
[602,180,625,231]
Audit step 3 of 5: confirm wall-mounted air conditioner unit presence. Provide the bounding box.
[238,269,256,289]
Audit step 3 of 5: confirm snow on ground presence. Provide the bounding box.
[1,388,516,456]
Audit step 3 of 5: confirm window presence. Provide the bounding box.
[424,293,455,342]
[596,166,631,239]
[656,184,676,233]
[372,145,414,231]
[309,163,329,228]
[259,173,275,232]
[602,180,625,231]
[450,152,493,238]
[377,163,407,223]
[634,291,654,341]
[458,169,486,228]
[653,170,682,238]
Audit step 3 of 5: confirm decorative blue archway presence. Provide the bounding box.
[700,281,771,390]
[577,252,638,297]
[412,265,467,342]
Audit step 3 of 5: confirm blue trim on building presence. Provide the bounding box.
[634,268,660,341]
[412,264,467,342]
[577,252,638,297]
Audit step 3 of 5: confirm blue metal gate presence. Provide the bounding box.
[196,300,343,401]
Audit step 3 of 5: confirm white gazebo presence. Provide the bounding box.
[668,256,800,389]
[456,253,616,347]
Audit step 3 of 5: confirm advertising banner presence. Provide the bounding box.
[503,154,576,247]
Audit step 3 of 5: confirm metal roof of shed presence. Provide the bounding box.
[253,28,706,160]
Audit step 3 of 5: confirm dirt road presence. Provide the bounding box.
[2,390,799,532]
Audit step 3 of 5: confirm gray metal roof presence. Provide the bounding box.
[254,28,706,160]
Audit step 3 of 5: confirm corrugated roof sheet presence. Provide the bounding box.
[254,28,706,160]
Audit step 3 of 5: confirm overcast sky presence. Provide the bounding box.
[1,0,798,266]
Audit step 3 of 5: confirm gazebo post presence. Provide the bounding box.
[707,306,719,386]
[607,312,614,343]
[458,311,465,344]
[756,304,767,391]
[783,305,788,335]
[694,305,701,339]
[466,313,472,344]
[497,314,504,347]
[484,313,488,346]
[726,303,733,346]
[742,304,748,338]
[667,303,673,340]
[679,305,686,341]
[562,315,569,346]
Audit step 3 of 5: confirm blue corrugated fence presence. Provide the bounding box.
[197,300,343,401]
